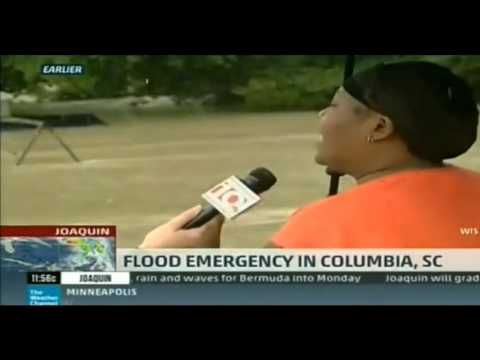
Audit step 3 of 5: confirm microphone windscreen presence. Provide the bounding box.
[249,167,277,193]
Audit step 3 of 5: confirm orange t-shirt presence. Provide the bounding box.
[272,166,480,248]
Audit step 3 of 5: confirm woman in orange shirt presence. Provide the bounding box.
[140,61,480,249]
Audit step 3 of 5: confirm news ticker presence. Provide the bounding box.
[4,249,480,305]
[17,268,480,306]
[5,250,479,305]
[25,270,480,285]
[18,249,480,286]
[2,226,479,305]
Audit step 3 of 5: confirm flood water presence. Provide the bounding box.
[2,110,479,248]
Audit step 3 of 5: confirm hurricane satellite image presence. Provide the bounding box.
[0,237,116,271]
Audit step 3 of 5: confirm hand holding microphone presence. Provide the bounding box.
[140,205,225,249]
[140,167,277,249]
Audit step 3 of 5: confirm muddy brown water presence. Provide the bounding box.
[2,111,479,248]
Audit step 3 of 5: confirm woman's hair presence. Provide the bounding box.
[343,61,479,163]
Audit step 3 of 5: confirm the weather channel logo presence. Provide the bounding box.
[26,286,61,305]
[41,64,84,75]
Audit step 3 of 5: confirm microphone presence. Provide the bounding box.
[182,167,277,229]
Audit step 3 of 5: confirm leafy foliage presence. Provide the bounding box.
[1,55,479,110]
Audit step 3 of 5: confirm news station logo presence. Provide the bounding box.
[26,286,61,306]
[41,64,84,75]
[202,176,261,219]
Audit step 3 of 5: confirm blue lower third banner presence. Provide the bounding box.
[2,249,480,305]
[1,271,479,305]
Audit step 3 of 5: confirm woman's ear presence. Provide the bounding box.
[371,115,395,141]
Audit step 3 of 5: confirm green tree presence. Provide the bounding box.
[1,55,478,110]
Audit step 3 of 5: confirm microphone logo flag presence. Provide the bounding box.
[202,176,261,220]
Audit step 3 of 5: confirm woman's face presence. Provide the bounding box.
[315,87,374,173]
